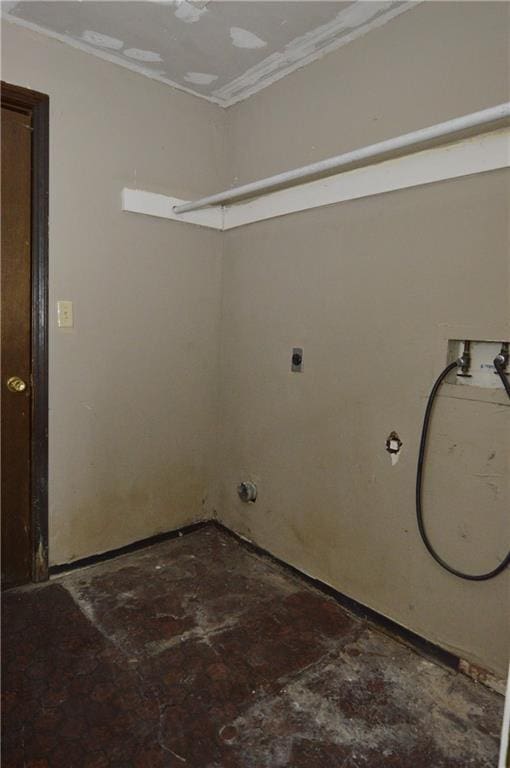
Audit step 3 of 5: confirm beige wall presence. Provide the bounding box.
[219,1,510,676]
[1,22,226,564]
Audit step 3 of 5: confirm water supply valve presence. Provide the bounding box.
[456,340,472,378]
[449,339,510,389]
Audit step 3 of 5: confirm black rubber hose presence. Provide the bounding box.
[495,355,510,398]
[416,359,510,580]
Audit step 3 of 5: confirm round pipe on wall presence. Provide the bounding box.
[173,102,510,215]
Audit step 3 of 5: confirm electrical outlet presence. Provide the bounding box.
[291,347,303,372]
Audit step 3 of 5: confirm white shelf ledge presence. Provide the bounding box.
[121,189,224,231]
[122,127,510,232]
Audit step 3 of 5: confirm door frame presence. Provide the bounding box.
[2,81,49,582]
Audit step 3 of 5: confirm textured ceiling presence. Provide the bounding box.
[2,1,417,106]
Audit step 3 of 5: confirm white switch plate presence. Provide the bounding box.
[57,300,73,328]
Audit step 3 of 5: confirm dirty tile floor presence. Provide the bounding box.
[2,525,503,767]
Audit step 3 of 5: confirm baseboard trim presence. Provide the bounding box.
[48,517,503,692]
[211,521,462,673]
[48,520,209,576]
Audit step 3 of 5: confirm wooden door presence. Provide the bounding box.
[1,81,49,588]
[1,104,33,587]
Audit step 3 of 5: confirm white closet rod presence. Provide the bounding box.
[173,102,510,215]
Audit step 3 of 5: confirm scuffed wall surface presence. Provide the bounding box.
[220,174,510,676]
[1,22,227,564]
[219,2,510,676]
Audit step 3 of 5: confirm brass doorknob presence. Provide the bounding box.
[6,376,27,393]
